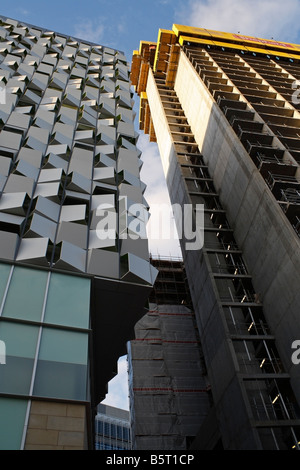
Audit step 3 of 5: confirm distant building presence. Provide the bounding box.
[131,25,300,449]
[95,404,131,450]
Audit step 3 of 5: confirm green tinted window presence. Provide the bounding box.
[44,272,90,328]
[0,322,39,395]
[38,328,88,364]
[0,398,28,450]
[2,266,48,322]
[33,328,88,400]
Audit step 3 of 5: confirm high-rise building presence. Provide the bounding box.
[131,25,300,450]
[128,256,210,450]
[0,15,156,450]
[95,404,131,450]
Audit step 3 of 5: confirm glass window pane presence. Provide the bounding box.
[33,328,89,400]
[0,322,39,395]
[44,272,90,328]
[38,328,88,364]
[0,398,28,450]
[0,263,11,308]
[2,266,48,322]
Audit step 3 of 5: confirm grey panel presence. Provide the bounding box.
[34,195,60,221]
[56,221,88,248]
[16,237,50,265]
[60,204,86,222]
[0,192,30,215]
[120,253,158,285]
[0,230,18,259]
[87,248,119,278]
[4,173,34,196]
[25,212,57,241]
[55,241,87,272]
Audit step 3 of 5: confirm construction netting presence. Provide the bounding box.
[128,302,211,450]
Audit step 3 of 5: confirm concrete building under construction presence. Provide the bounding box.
[128,256,211,450]
[131,25,300,450]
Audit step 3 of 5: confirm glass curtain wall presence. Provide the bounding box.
[0,262,91,449]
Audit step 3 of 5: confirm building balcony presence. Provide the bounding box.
[278,135,300,152]
[280,188,300,205]
[204,239,241,253]
[230,75,261,86]
[239,87,277,100]
[248,389,300,423]
[218,290,262,306]
[211,262,250,277]
[279,190,300,236]
[238,356,285,376]
[213,89,241,103]
[232,120,264,135]
[242,132,274,149]
[226,318,271,337]
[203,76,228,87]
[217,96,248,111]
[208,82,234,94]
[226,108,256,125]
[252,103,296,118]
[266,172,300,199]
[270,124,300,139]
[251,150,297,179]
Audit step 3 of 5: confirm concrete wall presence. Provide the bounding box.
[146,69,262,449]
[174,51,300,399]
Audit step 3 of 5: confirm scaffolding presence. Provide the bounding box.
[128,256,211,450]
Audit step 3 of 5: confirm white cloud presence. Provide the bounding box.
[176,0,300,42]
[73,19,105,44]
[15,8,30,17]
[138,133,182,258]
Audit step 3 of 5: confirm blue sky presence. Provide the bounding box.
[2,0,300,410]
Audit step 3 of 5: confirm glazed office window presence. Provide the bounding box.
[43,272,90,329]
[2,266,48,322]
[0,321,39,395]
[0,398,27,450]
[33,327,89,400]
[0,263,10,308]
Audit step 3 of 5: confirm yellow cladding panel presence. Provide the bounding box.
[212,40,248,52]
[173,24,211,38]
[173,24,240,41]
[130,54,142,87]
[173,23,300,53]
[137,62,150,95]
[231,33,300,52]
[246,46,300,60]
[178,35,300,61]
[179,36,248,53]
[178,36,211,46]
[178,36,248,52]
[139,41,156,56]
[139,93,148,131]
[154,29,177,73]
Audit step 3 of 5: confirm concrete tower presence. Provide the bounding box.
[131,25,300,450]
